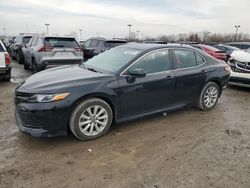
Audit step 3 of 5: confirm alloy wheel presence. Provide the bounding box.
[203,86,218,108]
[78,105,108,136]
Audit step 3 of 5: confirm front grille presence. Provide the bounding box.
[16,106,44,128]
[236,61,250,72]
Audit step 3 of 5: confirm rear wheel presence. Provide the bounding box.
[198,82,220,111]
[69,98,113,141]
[32,59,38,73]
[3,72,11,81]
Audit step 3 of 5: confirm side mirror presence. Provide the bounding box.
[128,69,146,78]
[25,43,29,48]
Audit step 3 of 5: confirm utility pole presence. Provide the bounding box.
[45,23,50,34]
[235,25,240,41]
[79,29,82,40]
[136,31,140,40]
[2,28,6,36]
[128,24,132,41]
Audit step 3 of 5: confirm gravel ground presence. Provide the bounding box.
[0,62,249,188]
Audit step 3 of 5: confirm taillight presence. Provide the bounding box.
[38,47,53,52]
[74,47,83,52]
[4,52,11,65]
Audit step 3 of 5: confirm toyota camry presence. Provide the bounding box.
[15,43,231,140]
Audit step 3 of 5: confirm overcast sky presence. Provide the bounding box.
[0,0,249,39]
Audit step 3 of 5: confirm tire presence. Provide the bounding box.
[197,82,220,111]
[24,61,30,70]
[69,98,113,141]
[3,73,11,81]
[32,59,38,73]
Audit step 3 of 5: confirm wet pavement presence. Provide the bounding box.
[0,61,250,188]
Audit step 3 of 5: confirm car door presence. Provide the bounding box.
[117,49,175,119]
[172,49,207,105]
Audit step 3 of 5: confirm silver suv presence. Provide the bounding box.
[22,35,83,72]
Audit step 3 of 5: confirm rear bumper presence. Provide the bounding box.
[229,71,250,88]
[0,65,11,77]
[38,58,83,69]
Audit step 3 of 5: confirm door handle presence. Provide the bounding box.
[200,70,208,74]
[166,75,174,80]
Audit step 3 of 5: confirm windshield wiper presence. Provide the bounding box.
[81,64,102,73]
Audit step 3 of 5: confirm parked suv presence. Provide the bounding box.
[83,38,127,60]
[0,40,11,81]
[22,35,83,72]
[11,33,33,64]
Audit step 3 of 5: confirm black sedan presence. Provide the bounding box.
[15,44,231,140]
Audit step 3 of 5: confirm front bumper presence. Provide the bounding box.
[15,102,71,138]
[229,71,250,88]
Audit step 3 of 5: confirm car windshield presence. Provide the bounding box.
[84,47,142,73]
[105,41,127,48]
[45,37,79,48]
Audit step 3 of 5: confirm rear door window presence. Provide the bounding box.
[173,49,197,69]
[45,37,79,48]
[195,53,205,65]
[128,49,171,74]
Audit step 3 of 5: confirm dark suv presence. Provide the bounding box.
[226,42,250,50]
[11,33,34,64]
[82,38,127,60]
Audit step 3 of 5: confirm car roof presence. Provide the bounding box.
[89,37,127,42]
[120,43,193,51]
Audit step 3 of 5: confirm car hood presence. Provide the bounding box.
[230,51,250,62]
[18,65,113,93]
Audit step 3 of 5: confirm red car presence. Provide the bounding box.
[192,44,227,62]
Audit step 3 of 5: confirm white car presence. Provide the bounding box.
[227,50,250,88]
[0,40,11,81]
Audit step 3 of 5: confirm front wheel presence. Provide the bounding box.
[198,82,220,111]
[69,98,113,141]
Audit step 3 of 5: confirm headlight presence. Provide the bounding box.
[27,93,70,103]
